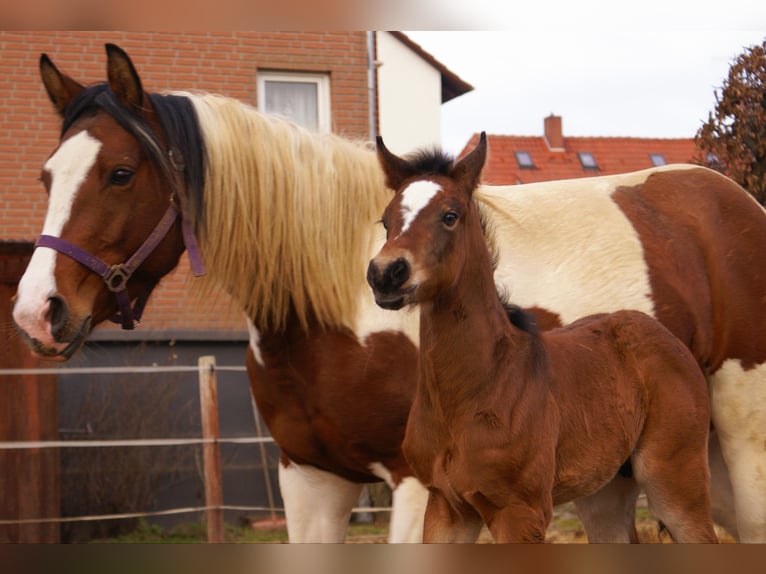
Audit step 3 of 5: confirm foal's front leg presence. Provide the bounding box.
[423,490,484,543]
[483,497,550,543]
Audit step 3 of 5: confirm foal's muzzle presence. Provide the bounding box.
[366,257,411,310]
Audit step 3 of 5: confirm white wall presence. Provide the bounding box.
[376,32,442,155]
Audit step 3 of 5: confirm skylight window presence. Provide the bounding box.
[649,153,667,166]
[514,151,535,169]
[577,152,599,170]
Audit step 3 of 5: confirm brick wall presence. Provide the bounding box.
[0,31,372,334]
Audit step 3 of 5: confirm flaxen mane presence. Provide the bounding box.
[179,92,390,331]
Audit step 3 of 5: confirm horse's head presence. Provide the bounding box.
[13,44,202,360]
[367,133,487,310]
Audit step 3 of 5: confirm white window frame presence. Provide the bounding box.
[257,71,331,134]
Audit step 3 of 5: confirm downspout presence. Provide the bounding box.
[367,31,377,141]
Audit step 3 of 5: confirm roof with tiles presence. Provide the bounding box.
[461,115,701,185]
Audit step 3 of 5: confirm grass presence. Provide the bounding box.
[93,520,389,543]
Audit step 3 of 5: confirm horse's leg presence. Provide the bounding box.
[709,361,766,542]
[708,428,739,540]
[573,474,640,543]
[632,442,718,543]
[388,476,429,542]
[422,490,483,543]
[279,459,363,542]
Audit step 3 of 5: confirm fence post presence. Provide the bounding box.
[198,355,224,543]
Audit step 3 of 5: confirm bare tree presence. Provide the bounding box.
[695,40,766,204]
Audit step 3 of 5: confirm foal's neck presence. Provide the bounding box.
[418,223,529,405]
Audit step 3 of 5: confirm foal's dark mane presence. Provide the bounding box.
[61,83,206,228]
[403,146,455,177]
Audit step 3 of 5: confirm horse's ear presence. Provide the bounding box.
[451,132,487,195]
[376,136,415,191]
[39,54,86,117]
[105,43,145,112]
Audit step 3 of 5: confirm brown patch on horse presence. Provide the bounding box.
[611,167,766,372]
[246,310,418,485]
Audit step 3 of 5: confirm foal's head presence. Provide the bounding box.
[367,133,487,310]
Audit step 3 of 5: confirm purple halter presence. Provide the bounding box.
[35,197,205,330]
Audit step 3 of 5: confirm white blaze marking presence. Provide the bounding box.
[399,180,441,236]
[13,132,102,339]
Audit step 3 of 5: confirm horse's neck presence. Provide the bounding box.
[418,238,528,411]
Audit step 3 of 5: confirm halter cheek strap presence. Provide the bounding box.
[36,202,188,330]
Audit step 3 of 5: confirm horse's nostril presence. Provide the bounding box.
[46,294,69,336]
[388,258,410,287]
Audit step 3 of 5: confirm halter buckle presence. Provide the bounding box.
[104,264,131,292]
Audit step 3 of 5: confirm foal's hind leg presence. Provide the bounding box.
[632,447,718,543]
[574,474,640,543]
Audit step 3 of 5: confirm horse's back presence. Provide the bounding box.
[479,165,766,372]
[544,308,709,430]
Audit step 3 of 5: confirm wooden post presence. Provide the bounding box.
[198,355,224,543]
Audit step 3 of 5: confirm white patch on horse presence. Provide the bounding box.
[369,461,395,487]
[245,316,264,366]
[389,476,428,542]
[476,172,655,324]
[398,180,441,237]
[278,460,363,542]
[709,359,766,542]
[369,462,427,542]
[13,132,102,341]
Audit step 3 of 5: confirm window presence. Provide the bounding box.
[514,151,535,169]
[258,71,331,133]
[577,152,599,170]
[649,153,667,166]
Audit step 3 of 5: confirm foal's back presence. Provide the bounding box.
[540,309,711,505]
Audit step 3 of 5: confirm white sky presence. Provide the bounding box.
[404,2,765,154]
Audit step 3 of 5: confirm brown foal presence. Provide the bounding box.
[367,133,718,543]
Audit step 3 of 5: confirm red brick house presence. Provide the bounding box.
[463,114,699,185]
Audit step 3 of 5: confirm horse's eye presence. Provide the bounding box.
[442,211,459,227]
[109,168,134,187]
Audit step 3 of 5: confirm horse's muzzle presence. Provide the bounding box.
[366,257,412,310]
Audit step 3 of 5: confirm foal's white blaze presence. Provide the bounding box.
[398,180,441,237]
[13,132,102,344]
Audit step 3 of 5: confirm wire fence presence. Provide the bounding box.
[0,358,392,541]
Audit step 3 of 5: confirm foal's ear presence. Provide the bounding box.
[376,136,416,191]
[39,54,86,117]
[105,43,145,112]
[451,132,487,195]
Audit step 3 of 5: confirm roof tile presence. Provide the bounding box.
[461,125,699,185]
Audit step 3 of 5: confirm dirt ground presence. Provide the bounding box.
[344,497,736,543]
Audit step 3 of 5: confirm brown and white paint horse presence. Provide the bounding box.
[368,134,718,543]
[12,44,766,541]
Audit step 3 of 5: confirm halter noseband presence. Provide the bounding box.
[34,157,206,330]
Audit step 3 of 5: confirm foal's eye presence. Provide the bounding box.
[442,211,459,227]
[108,168,135,187]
